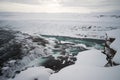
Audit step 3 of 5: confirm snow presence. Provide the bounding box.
[107,29,120,64]
[5,28,120,80]
[33,30,119,80]
[107,29,120,51]
[0,13,120,39]
[50,49,120,80]
[2,67,9,70]
[8,60,16,64]
[50,65,120,80]
[8,67,54,80]
[75,44,87,49]
[60,41,73,44]
[0,13,120,80]
[50,29,120,80]
[76,49,107,66]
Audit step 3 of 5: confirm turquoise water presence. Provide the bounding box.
[28,35,105,68]
[42,35,105,49]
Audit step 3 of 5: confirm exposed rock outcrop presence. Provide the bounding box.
[102,33,119,67]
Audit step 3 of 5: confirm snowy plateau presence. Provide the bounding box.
[0,13,120,80]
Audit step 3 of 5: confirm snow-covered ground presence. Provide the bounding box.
[0,13,120,39]
[0,13,120,80]
[8,67,54,80]
[50,49,120,80]
[6,29,120,80]
[49,29,120,80]
[8,48,120,80]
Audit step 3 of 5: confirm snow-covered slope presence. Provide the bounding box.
[8,67,54,80]
[107,29,120,64]
[49,29,120,80]
[75,49,107,66]
[50,49,120,80]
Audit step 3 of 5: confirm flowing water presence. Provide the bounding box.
[0,33,105,80]
[27,35,105,70]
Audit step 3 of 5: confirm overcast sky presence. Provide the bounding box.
[0,0,120,13]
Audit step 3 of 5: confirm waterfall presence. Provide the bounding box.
[0,31,52,80]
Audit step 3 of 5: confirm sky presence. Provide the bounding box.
[0,0,120,13]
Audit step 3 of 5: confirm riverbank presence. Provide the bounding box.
[49,29,120,80]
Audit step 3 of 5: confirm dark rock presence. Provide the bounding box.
[103,34,117,67]
[34,78,38,80]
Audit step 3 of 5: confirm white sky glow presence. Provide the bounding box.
[0,0,120,13]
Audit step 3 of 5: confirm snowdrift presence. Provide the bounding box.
[8,67,54,80]
[50,49,120,80]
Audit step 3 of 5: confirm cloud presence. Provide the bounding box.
[0,0,62,5]
[0,2,91,13]
[0,0,39,4]
[0,0,120,13]
[59,0,120,12]
[60,0,120,7]
[0,0,120,8]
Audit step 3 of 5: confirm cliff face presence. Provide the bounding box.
[103,29,120,67]
[102,37,116,67]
